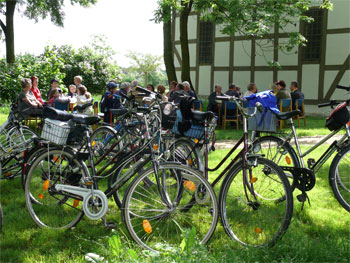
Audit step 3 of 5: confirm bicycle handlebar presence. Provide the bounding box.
[336,84,350,91]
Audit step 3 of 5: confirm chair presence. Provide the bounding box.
[193,100,203,111]
[279,98,292,130]
[295,99,306,127]
[242,100,250,109]
[53,102,69,111]
[222,101,240,130]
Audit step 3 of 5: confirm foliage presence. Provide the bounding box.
[126,51,163,87]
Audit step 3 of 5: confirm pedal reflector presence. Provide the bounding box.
[143,220,152,234]
[38,194,44,200]
[73,199,80,208]
[53,156,59,163]
[285,156,291,165]
[43,179,50,191]
[91,140,96,147]
[187,158,193,166]
[4,172,12,177]
[184,180,196,191]
[254,227,262,234]
[250,177,257,183]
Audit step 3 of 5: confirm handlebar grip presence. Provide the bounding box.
[216,96,230,101]
[336,85,350,91]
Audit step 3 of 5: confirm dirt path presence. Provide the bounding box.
[215,134,345,149]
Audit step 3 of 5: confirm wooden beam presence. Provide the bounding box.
[327,28,350,34]
[318,9,328,100]
[174,46,182,66]
[229,35,234,84]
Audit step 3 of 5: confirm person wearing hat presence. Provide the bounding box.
[275,80,291,106]
[101,82,119,124]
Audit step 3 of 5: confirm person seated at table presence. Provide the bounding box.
[169,83,186,103]
[30,76,45,105]
[68,84,77,98]
[157,85,168,102]
[74,75,83,88]
[46,79,61,100]
[183,81,197,99]
[290,81,304,110]
[275,80,291,104]
[47,88,71,107]
[243,83,257,97]
[225,83,239,97]
[207,84,223,115]
[76,85,93,116]
[146,84,155,92]
[167,81,177,98]
[19,78,43,117]
[101,82,119,124]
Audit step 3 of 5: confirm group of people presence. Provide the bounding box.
[207,80,304,115]
[19,75,94,117]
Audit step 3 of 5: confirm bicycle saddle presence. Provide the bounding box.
[275,110,301,120]
[110,109,128,116]
[72,115,100,125]
[191,111,215,122]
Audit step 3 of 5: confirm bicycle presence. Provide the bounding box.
[0,100,37,180]
[176,95,294,248]
[251,85,350,212]
[24,89,219,252]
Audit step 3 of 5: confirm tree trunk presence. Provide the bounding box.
[179,1,194,90]
[5,1,16,63]
[163,19,177,84]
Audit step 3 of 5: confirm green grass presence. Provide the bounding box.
[1,145,349,262]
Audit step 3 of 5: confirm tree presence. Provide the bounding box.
[126,51,163,87]
[0,0,97,63]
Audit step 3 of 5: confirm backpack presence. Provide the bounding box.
[325,102,349,131]
[99,92,111,113]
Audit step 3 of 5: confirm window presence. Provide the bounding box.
[302,8,323,61]
[199,21,213,64]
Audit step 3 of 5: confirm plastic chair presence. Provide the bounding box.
[279,98,291,130]
[193,100,203,111]
[222,101,239,130]
[295,99,306,127]
[53,102,69,111]
[242,100,250,109]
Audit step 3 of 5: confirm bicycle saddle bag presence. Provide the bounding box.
[325,102,349,131]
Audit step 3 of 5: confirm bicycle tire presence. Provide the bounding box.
[219,157,293,248]
[122,162,219,252]
[25,148,88,229]
[329,144,350,212]
[252,135,300,190]
[0,203,2,233]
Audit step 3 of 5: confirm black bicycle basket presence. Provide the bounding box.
[325,102,349,131]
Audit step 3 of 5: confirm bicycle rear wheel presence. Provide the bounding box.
[25,148,88,229]
[122,163,218,252]
[329,145,350,212]
[219,157,293,247]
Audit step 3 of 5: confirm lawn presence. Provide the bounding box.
[0,144,349,262]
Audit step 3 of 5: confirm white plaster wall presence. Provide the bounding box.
[328,0,350,30]
[190,71,196,88]
[216,24,228,38]
[302,65,320,100]
[213,71,229,89]
[326,34,350,65]
[255,39,273,66]
[176,71,181,83]
[277,71,298,87]
[174,45,182,67]
[281,20,299,33]
[198,66,212,95]
[232,71,251,89]
[278,41,298,66]
[175,17,180,41]
[214,42,230,67]
[189,44,196,67]
[188,15,197,40]
[234,41,251,66]
[324,70,338,99]
[255,71,274,92]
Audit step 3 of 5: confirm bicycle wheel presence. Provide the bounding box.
[219,157,293,247]
[252,136,300,189]
[122,163,218,252]
[25,148,88,229]
[0,203,2,232]
[329,145,350,212]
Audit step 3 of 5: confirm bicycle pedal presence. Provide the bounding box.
[297,194,306,202]
[103,216,116,229]
[210,145,215,151]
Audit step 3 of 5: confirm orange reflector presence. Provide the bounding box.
[194,139,199,144]
[43,180,50,191]
[250,177,257,183]
[91,140,96,147]
[38,194,44,200]
[153,144,159,151]
[143,220,152,234]
[285,156,291,165]
[53,156,59,163]
[184,180,196,191]
[73,199,80,208]
[187,158,193,166]
[85,181,93,186]
[4,172,12,177]
[255,227,262,234]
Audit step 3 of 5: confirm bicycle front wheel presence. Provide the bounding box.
[25,148,88,229]
[122,163,218,252]
[329,145,350,212]
[219,157,293,248]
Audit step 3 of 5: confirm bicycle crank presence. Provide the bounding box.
[55,184,108,220]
